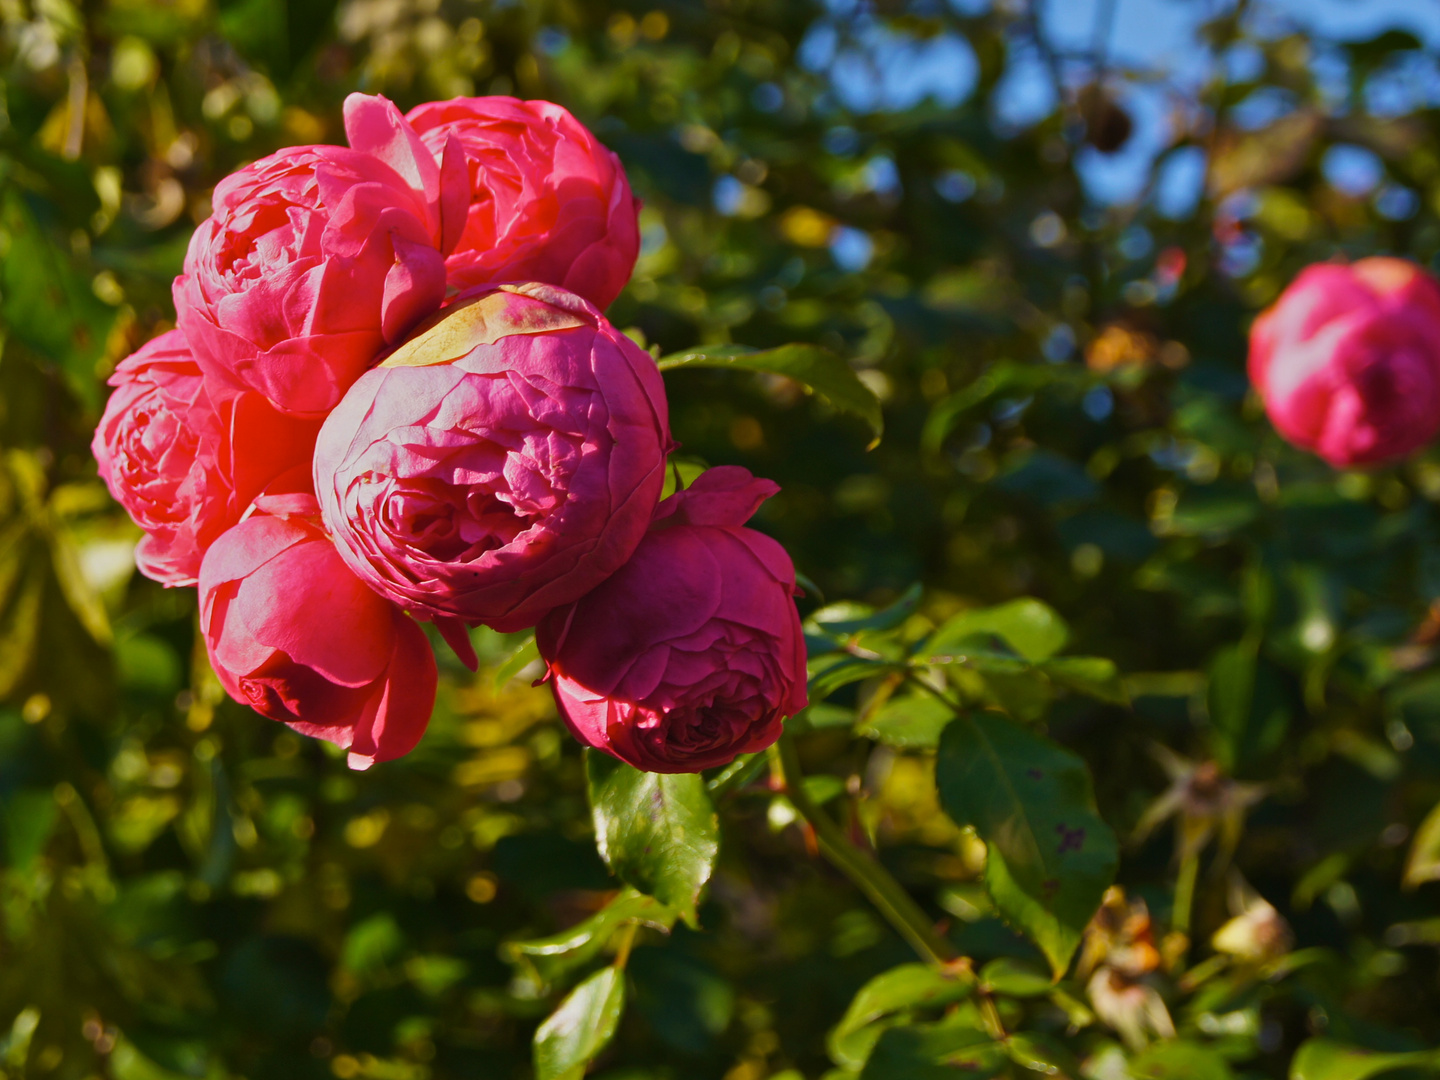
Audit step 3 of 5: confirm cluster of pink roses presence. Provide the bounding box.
[1249,257,1440,468]
[93,94,806,773]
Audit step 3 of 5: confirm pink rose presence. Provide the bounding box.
[1249,257,1440,467]
[406,96,640,309]
[313,282,671,636]
[92,330,321,587]
[198,512,436,769]
[536,467,808,774]
[175,93,469,417]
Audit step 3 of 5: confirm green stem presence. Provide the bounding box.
[1172,841,1199,939]
[774,733,956,966]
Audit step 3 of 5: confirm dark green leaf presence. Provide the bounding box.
[657,343,883,443]
[586,753,719,926]
[1,190,118,407]
[859,1018,1003,1080]
[1,789,57,871]
[828,963,977,1070]
[936,713,1118,977]
[1208,640,1290,770]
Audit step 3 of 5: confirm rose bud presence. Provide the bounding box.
[92,330,321,587]
[536,466,808,774]
[175,93,469,417]
[199,512,436,769]
[1249,257,1440,467]
[313,282,671,638]
[406,96,640,309]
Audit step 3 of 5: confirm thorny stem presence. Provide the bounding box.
[773,732,957,967]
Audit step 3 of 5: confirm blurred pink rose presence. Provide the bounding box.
[92,330,320,587]
[406,96,640,309]
[1249,257,1440,467]
[536,466,808,774]
[176,93,469,417]
[313,282,671,635]
[199,512,436,769]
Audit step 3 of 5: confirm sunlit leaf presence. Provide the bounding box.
[1404,800,1440,888]
[927,600,1069,663]
[1132,1040,1235,1080]
[534,965,627,1080]
[1290,1040,1440,1080]
[977,957,1052,997]
[856,692,954,750]
[506,887,679,989]
[494,632,540,690]
[586,753,719,926]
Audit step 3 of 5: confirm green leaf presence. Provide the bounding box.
[809,654,893,702]
[1208,640,1290,770]
[494,632,539,690]
[927,600,1069,663]
[341,913,404,977]
[1,190,119,408]
[1404,800,1440,888]
[1290,1040,1440,1080]
[977,957,1052,997]
[586,753,719,927]
[0,1007,39,1070]
[505,888,678,989]
[657,343,883,443]
[50,527,112,646]
[1132,1040,1235,1080]
[1003,1032,1081,1078]
[533,965,627,1080]
[814,584,923,636]
[1040,657,1128,704]
[935,713,1118,978]
[859,1018,1003,1080]
[828,963,977,1069]
[857,693,954,750]
[0,789,56,871]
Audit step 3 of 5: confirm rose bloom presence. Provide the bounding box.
[199,512,436,769]
[92,330,320,587]
[536,466,807,774]
[176,93,469,417]
[406,96,640,309]
[313,282,671,635]
[1249,257,1440,467]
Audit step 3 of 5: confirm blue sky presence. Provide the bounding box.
[807,0,1440,208]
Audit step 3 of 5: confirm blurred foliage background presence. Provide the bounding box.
[3,0,1440,1077]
